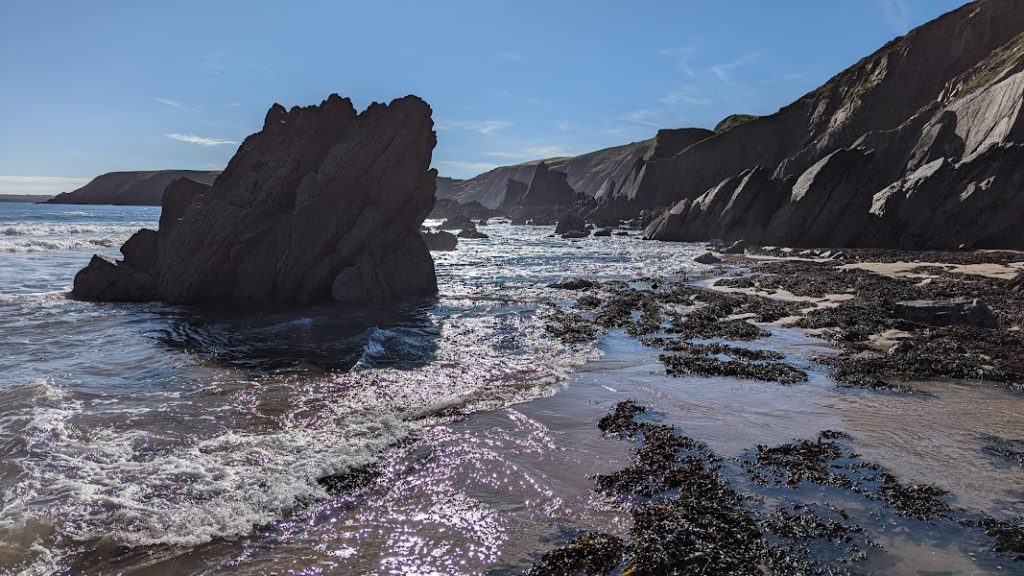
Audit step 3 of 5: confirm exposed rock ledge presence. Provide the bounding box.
[72,93,439,305]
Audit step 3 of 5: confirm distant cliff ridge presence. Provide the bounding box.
[436,139,652,209]
[46,170,220,205]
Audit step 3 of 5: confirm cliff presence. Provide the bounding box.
[46,170,220,205]
[642,0,1024,248]
[437,138,653,208]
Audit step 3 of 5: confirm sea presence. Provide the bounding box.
[1,202,1023,575]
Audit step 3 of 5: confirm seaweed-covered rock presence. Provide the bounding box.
[659,352,808,384]
[527,532,623,576]
[549,278,598,291]
[978,517,1024,561]
[893,298,998,328]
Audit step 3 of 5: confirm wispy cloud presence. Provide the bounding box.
[498,52,526,61]
[165,133,238,147]
[555,120,575,131]
[155,97,184,108]
[434,160,501,176]
[199,50,226,75]
[155,97,202,113]
[483,145,575,160]
[621,109,663,129]
[876,0,912,33]
[222,101,244,108]
[658,43,700,77]
[0,175,91,195]
[659,87,713,107]
[711,52,761,85]
[436,119,514,134]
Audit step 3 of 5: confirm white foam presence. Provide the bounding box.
[0,310,596,572]
[0,222,150,253]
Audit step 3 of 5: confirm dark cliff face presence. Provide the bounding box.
[46,170,220,205]
[519,161,577,207]
[642,0,1024,249]
[495,161,596,222]
[72,93,439,305]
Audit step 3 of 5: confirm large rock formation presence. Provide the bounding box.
[47,170,220,205]
[590,128,715,223]
[498,161,594,221]
[642,0,1024,249]
[73,94,439,305]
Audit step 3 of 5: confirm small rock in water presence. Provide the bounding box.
[421,230,457,251]
[695,252,722,265]
[457,228,488,239]
[439,213,474,230]
[722,240,747,254]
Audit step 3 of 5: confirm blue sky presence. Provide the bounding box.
[0,0,968,195]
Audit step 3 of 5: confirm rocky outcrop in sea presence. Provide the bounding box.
[72,93,439,305]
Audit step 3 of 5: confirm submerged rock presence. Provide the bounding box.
[73,93,439,305]
[561,230,589,239]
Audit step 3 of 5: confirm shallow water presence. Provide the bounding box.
[0,205,704,574]
[0,203,1022,575]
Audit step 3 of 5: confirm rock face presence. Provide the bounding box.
[555,212,587,235]
[513,162,577,208]
[428,198,494,220]
[421,230,457,251]
[498,162,594,222]
[695,252,722,265]
[641,0,1024,249]
[438,139,653,208]
[47,170,220,205]
[73,94,439,305]
[438,213,474,230]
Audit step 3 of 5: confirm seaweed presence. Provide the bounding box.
[527,532,624,576]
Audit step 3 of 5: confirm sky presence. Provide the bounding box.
[0,0,970,195]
